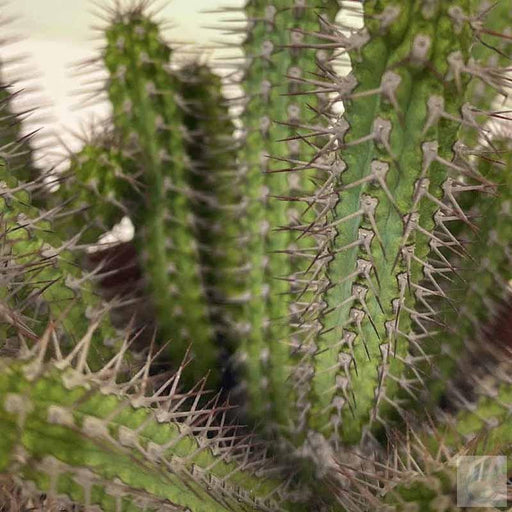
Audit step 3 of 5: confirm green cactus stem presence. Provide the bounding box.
[99,6,218,387]
[290,0,496,449]
[425,135,512,407]
[226,0,339,432]
[0,342,305,512]
[177,62,245,353]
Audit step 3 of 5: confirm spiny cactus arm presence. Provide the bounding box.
[0,159,129,368]
[292,0,485,448]
[425,134,512,406]
[102,7,217,386]
[452,0,512,212]
[231,0,339,431]
[177,62,245,350]
[0,343,304,512]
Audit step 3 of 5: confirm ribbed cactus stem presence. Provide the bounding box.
[233,0,339,431]
[178,62,244,351]
[296,0,485,447]
[428,138,512,405]
[0,348,304,512]
[102,8,217,386]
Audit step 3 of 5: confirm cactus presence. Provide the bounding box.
[177,62,245,355]
[1,0,512,510]
[48,130,141,246]
[282,0,480,447]
[0,343,303,512]
[0,85,132,371]
[225,0,340,431]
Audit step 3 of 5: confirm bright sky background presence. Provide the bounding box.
[1,0,244,166]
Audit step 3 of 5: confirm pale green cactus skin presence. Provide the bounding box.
[0,353,304,512]
[102,11,218,387]
[234,0,340,432]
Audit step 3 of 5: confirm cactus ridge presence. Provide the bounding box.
[218,0,341,433]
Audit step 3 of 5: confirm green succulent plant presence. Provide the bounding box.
[0,0,511,510]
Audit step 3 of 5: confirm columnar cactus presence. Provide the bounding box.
[280,0,511,451]
[1,0,511,510]
[229,0,340,431]
[177,62,245,352]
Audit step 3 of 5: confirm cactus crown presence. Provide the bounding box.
[0,0,511,510]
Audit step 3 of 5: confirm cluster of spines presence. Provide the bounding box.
[328,382,512,512]
[378,392,512,512]
[0,331,305,512]
[0,78,129,370]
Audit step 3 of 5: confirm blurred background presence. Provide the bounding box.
[0,0,243,168]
